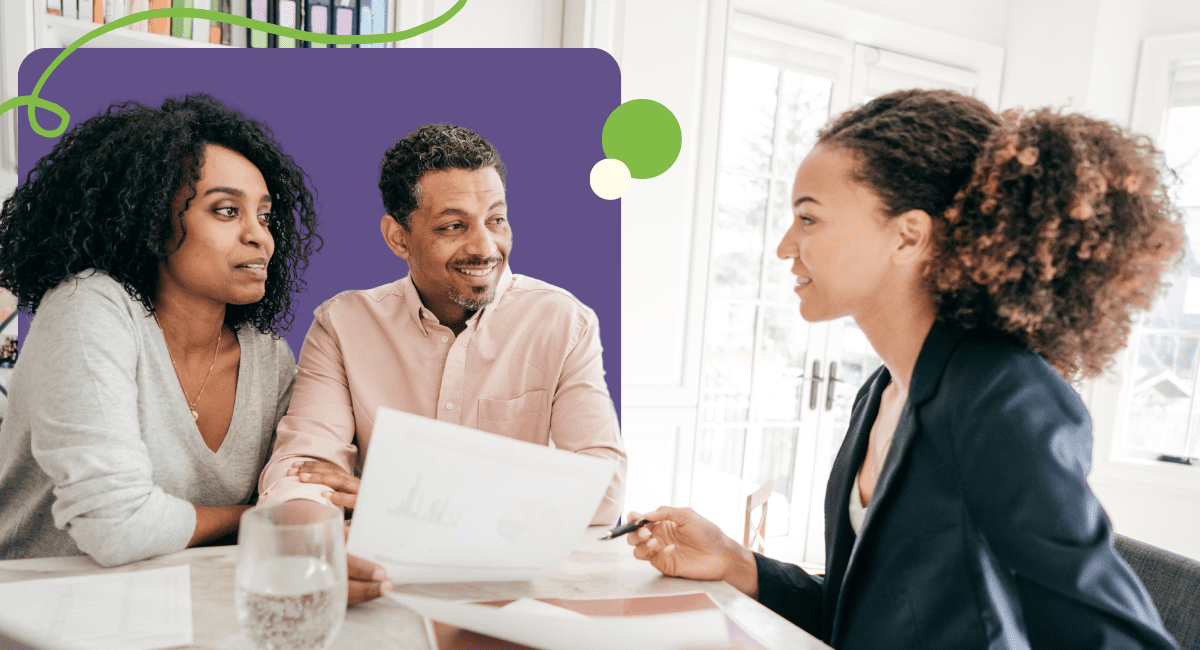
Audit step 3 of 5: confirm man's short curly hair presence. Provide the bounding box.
[379,123,507,229]
[0,93,321,334]
[819,90,1184,380]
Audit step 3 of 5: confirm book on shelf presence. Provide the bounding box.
[170,0,192,38]
[147,0,169,34]
[125,0,144,30]
[103,0,120,25]
[275,0,302,48]
[332,0,355,47]
[246,0,268,47]
[357,0,386,48]
[192,2,209,41]
[306,0,331,47]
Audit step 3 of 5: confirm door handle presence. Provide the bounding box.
[826,361,839,410]
[809,360,822,410]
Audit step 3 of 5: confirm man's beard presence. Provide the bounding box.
[449,284,498,311]
[447,254,504,311]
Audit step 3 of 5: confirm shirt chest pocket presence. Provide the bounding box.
[476,390,551,445]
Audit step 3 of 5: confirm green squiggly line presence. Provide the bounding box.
[0,0,467,139]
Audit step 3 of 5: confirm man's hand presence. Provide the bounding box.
[289,461,359,509]
[343,523,392,606]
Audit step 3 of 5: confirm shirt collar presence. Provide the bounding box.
[400,265,516,336]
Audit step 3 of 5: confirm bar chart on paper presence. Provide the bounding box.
[388,476,462,528]
[496,502,564,544]
[346,408,618,583]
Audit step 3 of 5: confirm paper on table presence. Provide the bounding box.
[0,564,193,650]
[347,408,618,583]
[390,593,730,650]
[499,598,587,619]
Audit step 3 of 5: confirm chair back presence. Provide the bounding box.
[743,482,772,554]
[1113,533,1200,650]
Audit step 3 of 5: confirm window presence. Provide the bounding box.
[1119,58,1200,462]
[691,13,999,565]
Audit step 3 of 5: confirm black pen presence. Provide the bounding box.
[598,518,659,540]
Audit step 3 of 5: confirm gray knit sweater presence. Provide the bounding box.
[0,273,294,566]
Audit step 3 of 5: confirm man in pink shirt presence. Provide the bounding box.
[256,124,627,601]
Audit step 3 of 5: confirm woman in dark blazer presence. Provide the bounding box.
[628,90,1182,649]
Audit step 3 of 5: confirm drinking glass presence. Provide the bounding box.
[235,501,348,650]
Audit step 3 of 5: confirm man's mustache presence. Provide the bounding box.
[449,255,504,268]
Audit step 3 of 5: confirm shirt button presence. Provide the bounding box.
[446,402,453,410]
[441,335,449,343]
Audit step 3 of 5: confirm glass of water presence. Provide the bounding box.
[235,501,348,650]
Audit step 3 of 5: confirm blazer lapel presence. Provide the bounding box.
[828,321,965,642]
[821,366,887,638]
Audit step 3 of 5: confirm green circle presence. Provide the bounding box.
[601,99,681,180]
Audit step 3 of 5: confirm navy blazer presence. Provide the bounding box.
[755,321,1178,649]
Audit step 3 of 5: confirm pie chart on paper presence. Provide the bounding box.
[496,502,563,544]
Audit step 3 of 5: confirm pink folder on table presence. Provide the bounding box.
[426,592,769,650]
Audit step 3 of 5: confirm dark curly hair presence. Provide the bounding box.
[820,89,1184,379]
[0,93,321,334]
[379,122,507,229]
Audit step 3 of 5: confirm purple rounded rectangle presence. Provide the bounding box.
[15,48,623,411]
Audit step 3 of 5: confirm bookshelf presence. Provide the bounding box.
[42,14,232,48]
[33,1,251,49]
[1,0,408,202]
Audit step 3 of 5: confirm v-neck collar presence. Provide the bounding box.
[149,315,246,457]
[825,320,966,640]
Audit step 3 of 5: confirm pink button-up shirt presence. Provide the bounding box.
[258,268,626,524]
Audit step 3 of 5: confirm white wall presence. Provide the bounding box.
[793,0,1010,47]
[394,0,562,48]
[1147,0,1200,36]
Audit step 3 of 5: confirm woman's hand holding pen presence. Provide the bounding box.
[626,507,760,599]
[289,460,359,510]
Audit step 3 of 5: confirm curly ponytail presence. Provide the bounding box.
[928,109,1184,379]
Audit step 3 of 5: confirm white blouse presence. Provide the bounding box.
[849,471,868,536]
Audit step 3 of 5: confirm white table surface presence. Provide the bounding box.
[0,527,830,649]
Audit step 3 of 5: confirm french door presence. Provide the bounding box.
[691,13,997,566]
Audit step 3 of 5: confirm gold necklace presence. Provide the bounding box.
[153,309,222,421]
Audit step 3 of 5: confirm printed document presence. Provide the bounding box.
[0,564,192,650]
[347,408,618,583]
[390,593,730,650]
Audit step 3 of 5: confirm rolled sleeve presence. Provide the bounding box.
[258,307,358,505]
[550,307,626,525]
[29,285,194,566]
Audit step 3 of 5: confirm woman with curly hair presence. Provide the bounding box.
[0,94,319,566]
[628,89,1182,649]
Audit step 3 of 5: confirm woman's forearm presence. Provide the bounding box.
[189,504,252,547]
[722,538,761,599]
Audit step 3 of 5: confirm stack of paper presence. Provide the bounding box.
[0,565,193,650]
[390,591,771,650]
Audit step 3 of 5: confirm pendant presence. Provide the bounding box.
[191,410,199,421]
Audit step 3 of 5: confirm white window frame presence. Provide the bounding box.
[1086,31,1200,493]
[688,6,1004,565]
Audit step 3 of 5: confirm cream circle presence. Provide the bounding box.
[590,158,632,200]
